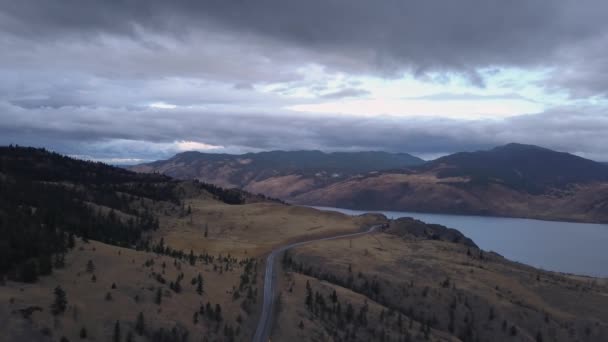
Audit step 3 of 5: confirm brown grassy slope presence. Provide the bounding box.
[279,232,608,342]
[156,196,384,258]
[274,272,458,342]
[0,239,260,342]
[289,172,608,223]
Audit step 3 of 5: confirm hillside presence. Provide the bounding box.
[132,144,608,223]
[130,150,423,193]
[423,143,608,193]
[2,146,608,342]
[277,218,608,342]
[0,146,262,283]
[0,146,382,341]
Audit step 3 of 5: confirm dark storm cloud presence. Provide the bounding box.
[2,1,608,91]
[1,1,608,162]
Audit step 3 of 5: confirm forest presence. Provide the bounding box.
[0,146,240,282]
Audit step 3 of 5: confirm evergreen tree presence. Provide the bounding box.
[215,303,223,322]
[51,286,67,315]
[67,232,76,248]
[113,320,121,342]
[19,260,38,283]
[38,254,53,276]
[79,327,87,339]
[330,290,338,304]
[136,312,145,336]
[155,287,162,305]
[536,331,544,342]
[54,253,66,269]
[189,250,195,266]
[86,260,95,273]
[196,273,204,295]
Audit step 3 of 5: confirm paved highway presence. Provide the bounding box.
[252,224,382,342]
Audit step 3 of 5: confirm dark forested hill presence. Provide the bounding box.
[0,146,246,282]
[0,146,181,282]
[422,143,608,193]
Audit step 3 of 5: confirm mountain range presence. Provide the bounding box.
[131,143,608,223]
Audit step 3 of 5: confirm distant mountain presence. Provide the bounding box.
[422,143,608,193]
[131,150,424,190]
[132,144,608,222]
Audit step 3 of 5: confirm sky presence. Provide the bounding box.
[1,1,608,163]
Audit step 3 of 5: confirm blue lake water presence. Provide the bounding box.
[314,206,608,277]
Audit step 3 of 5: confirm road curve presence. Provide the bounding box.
[252,224,382,342]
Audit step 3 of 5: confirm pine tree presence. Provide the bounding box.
[136,312,145,336]
[196,273,204,295]
[19,259,38,283]
[215,304,223,322]
[189,250,196,266]
[330,290,338,304]
[155,287,162,305]
[536,331,544,342]
[113,320,121,342]
[38,254,53,276]
[54,253,66,269]
[79,327,87,339]
[51,286,67,315]
[305,290,313,311]
[86,260,95,273]
[68,232,76,249]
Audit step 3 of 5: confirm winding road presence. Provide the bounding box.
[252,224,382,342]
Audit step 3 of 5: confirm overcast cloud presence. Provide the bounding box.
[1,1,608,162]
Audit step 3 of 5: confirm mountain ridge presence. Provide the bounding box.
[131,143,608,222]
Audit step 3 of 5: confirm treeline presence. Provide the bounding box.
[192,180,244,205]
[0,146,175,282]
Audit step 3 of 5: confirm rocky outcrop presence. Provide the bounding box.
[387,217,478,247]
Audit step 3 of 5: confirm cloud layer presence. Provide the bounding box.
[1,1,607,161]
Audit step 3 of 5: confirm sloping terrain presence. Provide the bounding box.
[277,219,608,341]
[133,144,608,222]
[1,238,261,342]
[2,146,608,342]
[0,146,383,341]
[421,143,608,193]
[290,144,608,222]
[130,150,424,195]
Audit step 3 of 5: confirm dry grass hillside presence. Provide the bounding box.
[0,187,384,342]
[1,239,261,342]
[277,229,608,341]
[156,196,384,258]
[290,172,608,223]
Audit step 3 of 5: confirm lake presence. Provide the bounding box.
[314,206,608,277]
